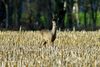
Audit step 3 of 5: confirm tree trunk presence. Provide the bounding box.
[66,0,74,30]
[84,10,87,29]
[90,1,98,30]
[5,4,8,28]
[2,0,8,28]
[17,0,23,28]
[72,0,79,29]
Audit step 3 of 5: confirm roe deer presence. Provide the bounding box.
[41,17,57,47]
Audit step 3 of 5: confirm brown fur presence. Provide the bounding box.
[40,20,57,46]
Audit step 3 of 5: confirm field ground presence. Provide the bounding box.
[0,31,100,67]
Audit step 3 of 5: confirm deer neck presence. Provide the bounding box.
[51,21,56,35]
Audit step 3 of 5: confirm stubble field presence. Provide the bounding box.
[0,31,100,67]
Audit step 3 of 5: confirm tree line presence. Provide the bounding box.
[0,0,100,31]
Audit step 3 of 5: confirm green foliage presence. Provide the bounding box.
[20,12,30,23]
[64,13,67,27]
[40,15,47,24]
[1,0,100,30]
[97,12,100,26]
[79,12,84,25]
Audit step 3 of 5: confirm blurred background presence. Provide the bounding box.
[0,0,100,31]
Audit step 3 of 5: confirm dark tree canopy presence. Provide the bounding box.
[0,0,100,31]
[0,0,6,22]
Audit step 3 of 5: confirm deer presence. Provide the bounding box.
[40,16,57,47]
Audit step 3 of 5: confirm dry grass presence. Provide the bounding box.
[0,31,100,67]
